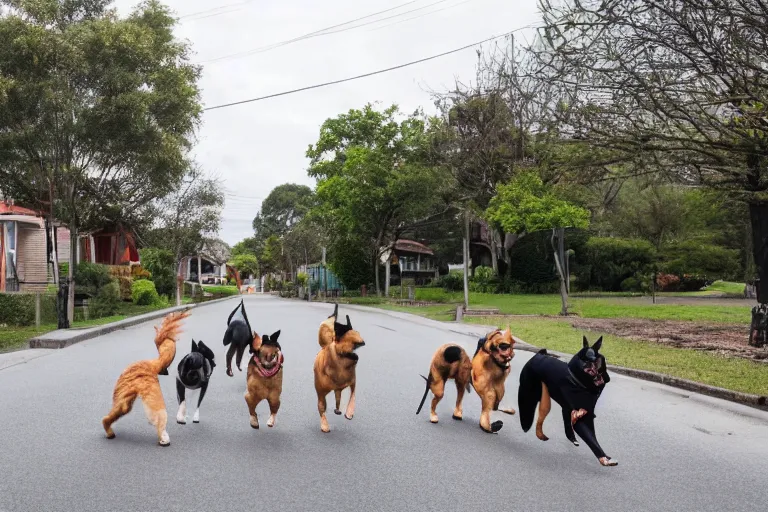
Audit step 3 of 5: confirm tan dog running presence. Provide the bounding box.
[416,344,472,423]
[244,330,283,429]
[102,309,190,446]
[471,327,516,433]
[313,305,365,432]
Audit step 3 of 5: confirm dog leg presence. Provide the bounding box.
[452,379,466,421]
[226,344,237,377]
[572,415,616,466]
[535,383,551,441]
[267,394,280,428]
[176,379,187,424]
[141,388,170,446]
[334,389,342,415]
[479,392,503,433]
[102,393,136,439]
[318,391,330,433]
[561,409,579,446]
[344,382,356,420]
[244,390,259,429]
[194,381,208,424]
[430,378,445,423]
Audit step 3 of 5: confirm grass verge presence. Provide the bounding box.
[466,316,768,396]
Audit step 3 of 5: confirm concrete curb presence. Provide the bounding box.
[28,295,239,350]
[308,299,768,412]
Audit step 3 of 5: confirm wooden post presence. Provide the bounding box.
[35,292,41,328]
[384,259,390,297]
[462,210,470,311]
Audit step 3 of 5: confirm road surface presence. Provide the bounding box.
[1,296,766,512]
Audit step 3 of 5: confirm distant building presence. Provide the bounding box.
[383,239,439,292]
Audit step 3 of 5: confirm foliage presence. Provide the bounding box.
[327,235,372,290]
[252,184,315,240]
[296,272,309,287]
[436,272,464,292]
[90,281,121,317]
[486,172,591,235]
[73,263,113,299]
[229,253,259,279]
[307,103,450,293]
[131,279,161,306]
[139,248,176,298]
[582,237,657,291]
[662,242,741,282]
[0,293,53,326]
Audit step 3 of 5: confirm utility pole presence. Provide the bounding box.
[462,210,470,311]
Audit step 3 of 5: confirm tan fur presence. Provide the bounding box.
[102,309,190,446]
[318,315,336,348]
[244,333,283,429]
[470,326,516,433]
[422,344,472,423]
[313,319,365,433]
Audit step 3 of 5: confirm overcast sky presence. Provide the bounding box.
[113,0,541,246]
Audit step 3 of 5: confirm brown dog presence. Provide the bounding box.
[102,309,190,446]
[313,307,365,432]
[471,327,516,433]
[416,344,472,423]
[244,330,283,429]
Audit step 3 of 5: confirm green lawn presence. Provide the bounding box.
[201,285,239,296]
[465,316,768,396]
[402,290,752,324]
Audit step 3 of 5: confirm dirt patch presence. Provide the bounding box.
[570,317,768,362]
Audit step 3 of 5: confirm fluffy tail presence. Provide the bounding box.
[328,303,338,319]
[152,309,190,374]
[518,357,542,432]
[416,374,433,415]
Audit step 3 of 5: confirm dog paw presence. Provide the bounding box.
[491,420,503,433]
[452,414,463,421]
[536,432,549,441]
[159,431,170,446]
[226,369,233,377]
[321,425,330,433]
[176,419,186,425]
[501,408,516,415]
[334,409,342,415]
[599,457,618,467]
[193,411,200,423]
[570,439,580,447]
[344,414,354,420]
[106,432,115,439]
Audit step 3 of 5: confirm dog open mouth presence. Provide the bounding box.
[584,363,604,386]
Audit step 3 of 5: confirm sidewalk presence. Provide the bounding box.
[27,295,238,349]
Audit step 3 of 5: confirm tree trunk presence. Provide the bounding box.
[175,257,182,307]
[462,210,470,311]
[374,252,381,296]
[749,202,768,304]
[490,229,499,276]
[552,228,568,316]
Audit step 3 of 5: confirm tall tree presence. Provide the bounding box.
[307,104,449,294]
[0,0,201,325]
[532,0,768,301]
[142,167,224,306]
[252,183,315,242]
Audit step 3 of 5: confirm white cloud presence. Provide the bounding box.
[114,0,541,245]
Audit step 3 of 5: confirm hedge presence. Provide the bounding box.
[582,237,657,291]
[132,280,161,306]
[0,293,57,326]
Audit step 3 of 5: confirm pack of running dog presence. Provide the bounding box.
[101,301,617,467]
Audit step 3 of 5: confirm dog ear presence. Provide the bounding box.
[334,322,351,341]
[271,330,281,342]
[250,333,262,353]
[191,339,198,352]
[346,315,352,328]
[592,336,603,352]
[582,335,589,349]
[197,341,214,360]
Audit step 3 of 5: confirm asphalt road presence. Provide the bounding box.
[1,296,767,512]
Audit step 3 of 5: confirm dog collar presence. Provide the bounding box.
[252,352,284,378]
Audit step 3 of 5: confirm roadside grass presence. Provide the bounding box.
[466,316,768,396]
[201,285,239,296]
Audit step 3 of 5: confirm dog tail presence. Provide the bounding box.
[328,303,338,319]
[518,358,541,433]
[416,373,433,415]
[151,309,190,374]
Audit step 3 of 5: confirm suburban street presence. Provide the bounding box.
[1,295,767,512]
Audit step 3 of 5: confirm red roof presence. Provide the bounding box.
[394,239,434,255]
[0,201,39,217]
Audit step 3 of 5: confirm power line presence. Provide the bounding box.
[366,0,473,32]
[203,27,530,112]
[200,0,451,64]
[180,1,258,20]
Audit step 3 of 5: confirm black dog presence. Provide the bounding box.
[223,299,253,377]
[176,339,216,424]
[518,336,617,466]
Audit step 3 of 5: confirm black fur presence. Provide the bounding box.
[518,338,612,460]
[443,345,463,364]
[416,374,432,415]
[223,300,253,376]
[251,330,282,353]
[328,303,338,319]
[176,339,216,422]
[333,314,354,340]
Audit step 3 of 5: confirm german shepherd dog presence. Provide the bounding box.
[313,305,366,432]
[223,299,253,377]
[175,339,216,425]
[416,344,472,423]
[518,336,618,466]
[244,330,283,429]
[102,310,190,446]
[471,327,516,433]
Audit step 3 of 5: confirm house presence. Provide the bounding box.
[58,225,140,266]
[382,239,439,293]
[0,200,50,292]
[179,238,232,285]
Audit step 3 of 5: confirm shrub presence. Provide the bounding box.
[74,262,113,299]
[296,272,309,287]
[436,272,464,292]
[139,248,176,297]
[583,237,657,291]
[620,276,641,292]
[661,242,741,282]
[90,281,121,317]
[131,279,161,306]
[115,276,133,301]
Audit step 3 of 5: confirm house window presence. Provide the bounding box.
[3,221,17,283]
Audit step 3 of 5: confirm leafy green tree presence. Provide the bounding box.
[228,253,259,280]
[252,184,315,241]
[486,171,590,313]
[0,0,201,326]
[307,104,449,294]
[138,248,176,298]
